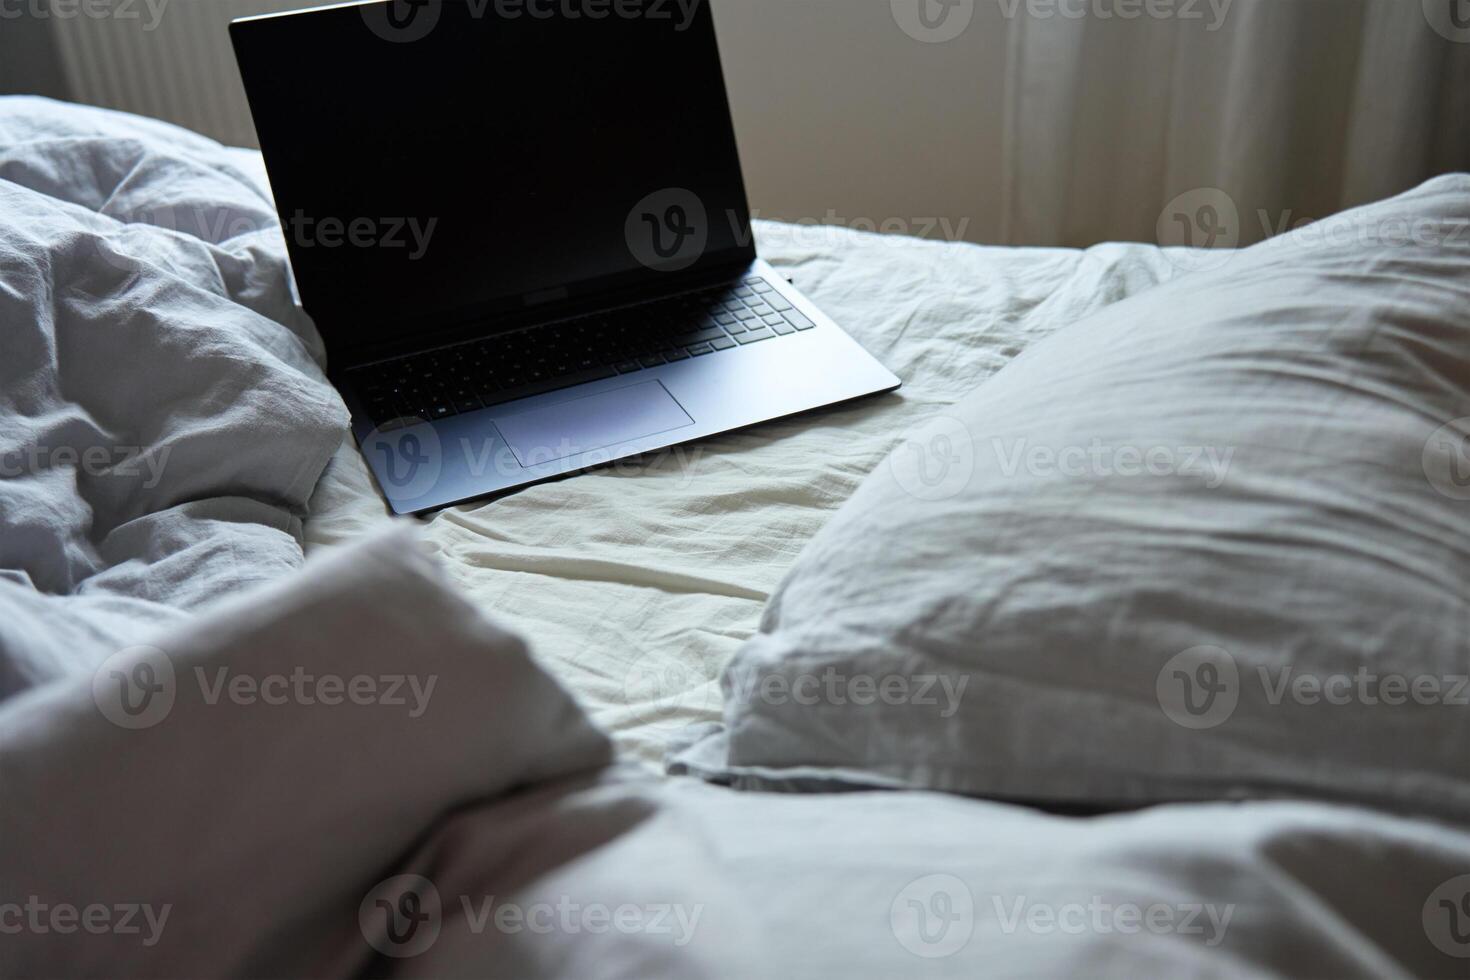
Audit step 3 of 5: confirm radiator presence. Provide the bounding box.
[48,0,303,147]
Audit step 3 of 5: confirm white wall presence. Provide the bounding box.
[39,0,1013,242]
[47,0,305,148]
[712,0,1011,244]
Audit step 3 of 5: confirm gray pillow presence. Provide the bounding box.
[673,175,1470,823]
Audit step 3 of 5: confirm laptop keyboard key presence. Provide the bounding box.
[353,275,815,424]
[672,327,725,346]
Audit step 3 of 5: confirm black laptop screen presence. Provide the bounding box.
[231,0,753,355]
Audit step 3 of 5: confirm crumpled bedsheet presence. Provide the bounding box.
[301,200,1187,767]
[0,97,346,696]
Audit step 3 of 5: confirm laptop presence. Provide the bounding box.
[231,0,900,515]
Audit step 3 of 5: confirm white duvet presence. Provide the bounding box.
[0,98,345,697]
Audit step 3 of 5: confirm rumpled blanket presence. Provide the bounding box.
[0,96,347,696]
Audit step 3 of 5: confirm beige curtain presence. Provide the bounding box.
[998,0,1470,246]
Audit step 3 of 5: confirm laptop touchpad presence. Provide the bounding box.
[495,380,695,468]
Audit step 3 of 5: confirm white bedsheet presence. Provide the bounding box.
[301,213,1185,766]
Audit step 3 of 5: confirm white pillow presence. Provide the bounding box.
[0,527,610,978]
[674,175,1470,823]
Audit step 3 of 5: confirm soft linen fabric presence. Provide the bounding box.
[303,224,1185,769]
[369,772,1470,980]
[0,528,611,980]
[2,100,1467,980]
[673,175,1470,823]
[6,529,1465,979]
[0,96,346,696]
[11,614,1470,980]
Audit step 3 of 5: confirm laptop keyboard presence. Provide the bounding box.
[348,275,815,425]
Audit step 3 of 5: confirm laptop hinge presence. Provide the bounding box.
[327,255,756,370]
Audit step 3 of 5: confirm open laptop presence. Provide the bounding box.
[231,0,900,515]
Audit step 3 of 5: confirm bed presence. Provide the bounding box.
[298,193,1183,770]
[4,98,1470,979]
